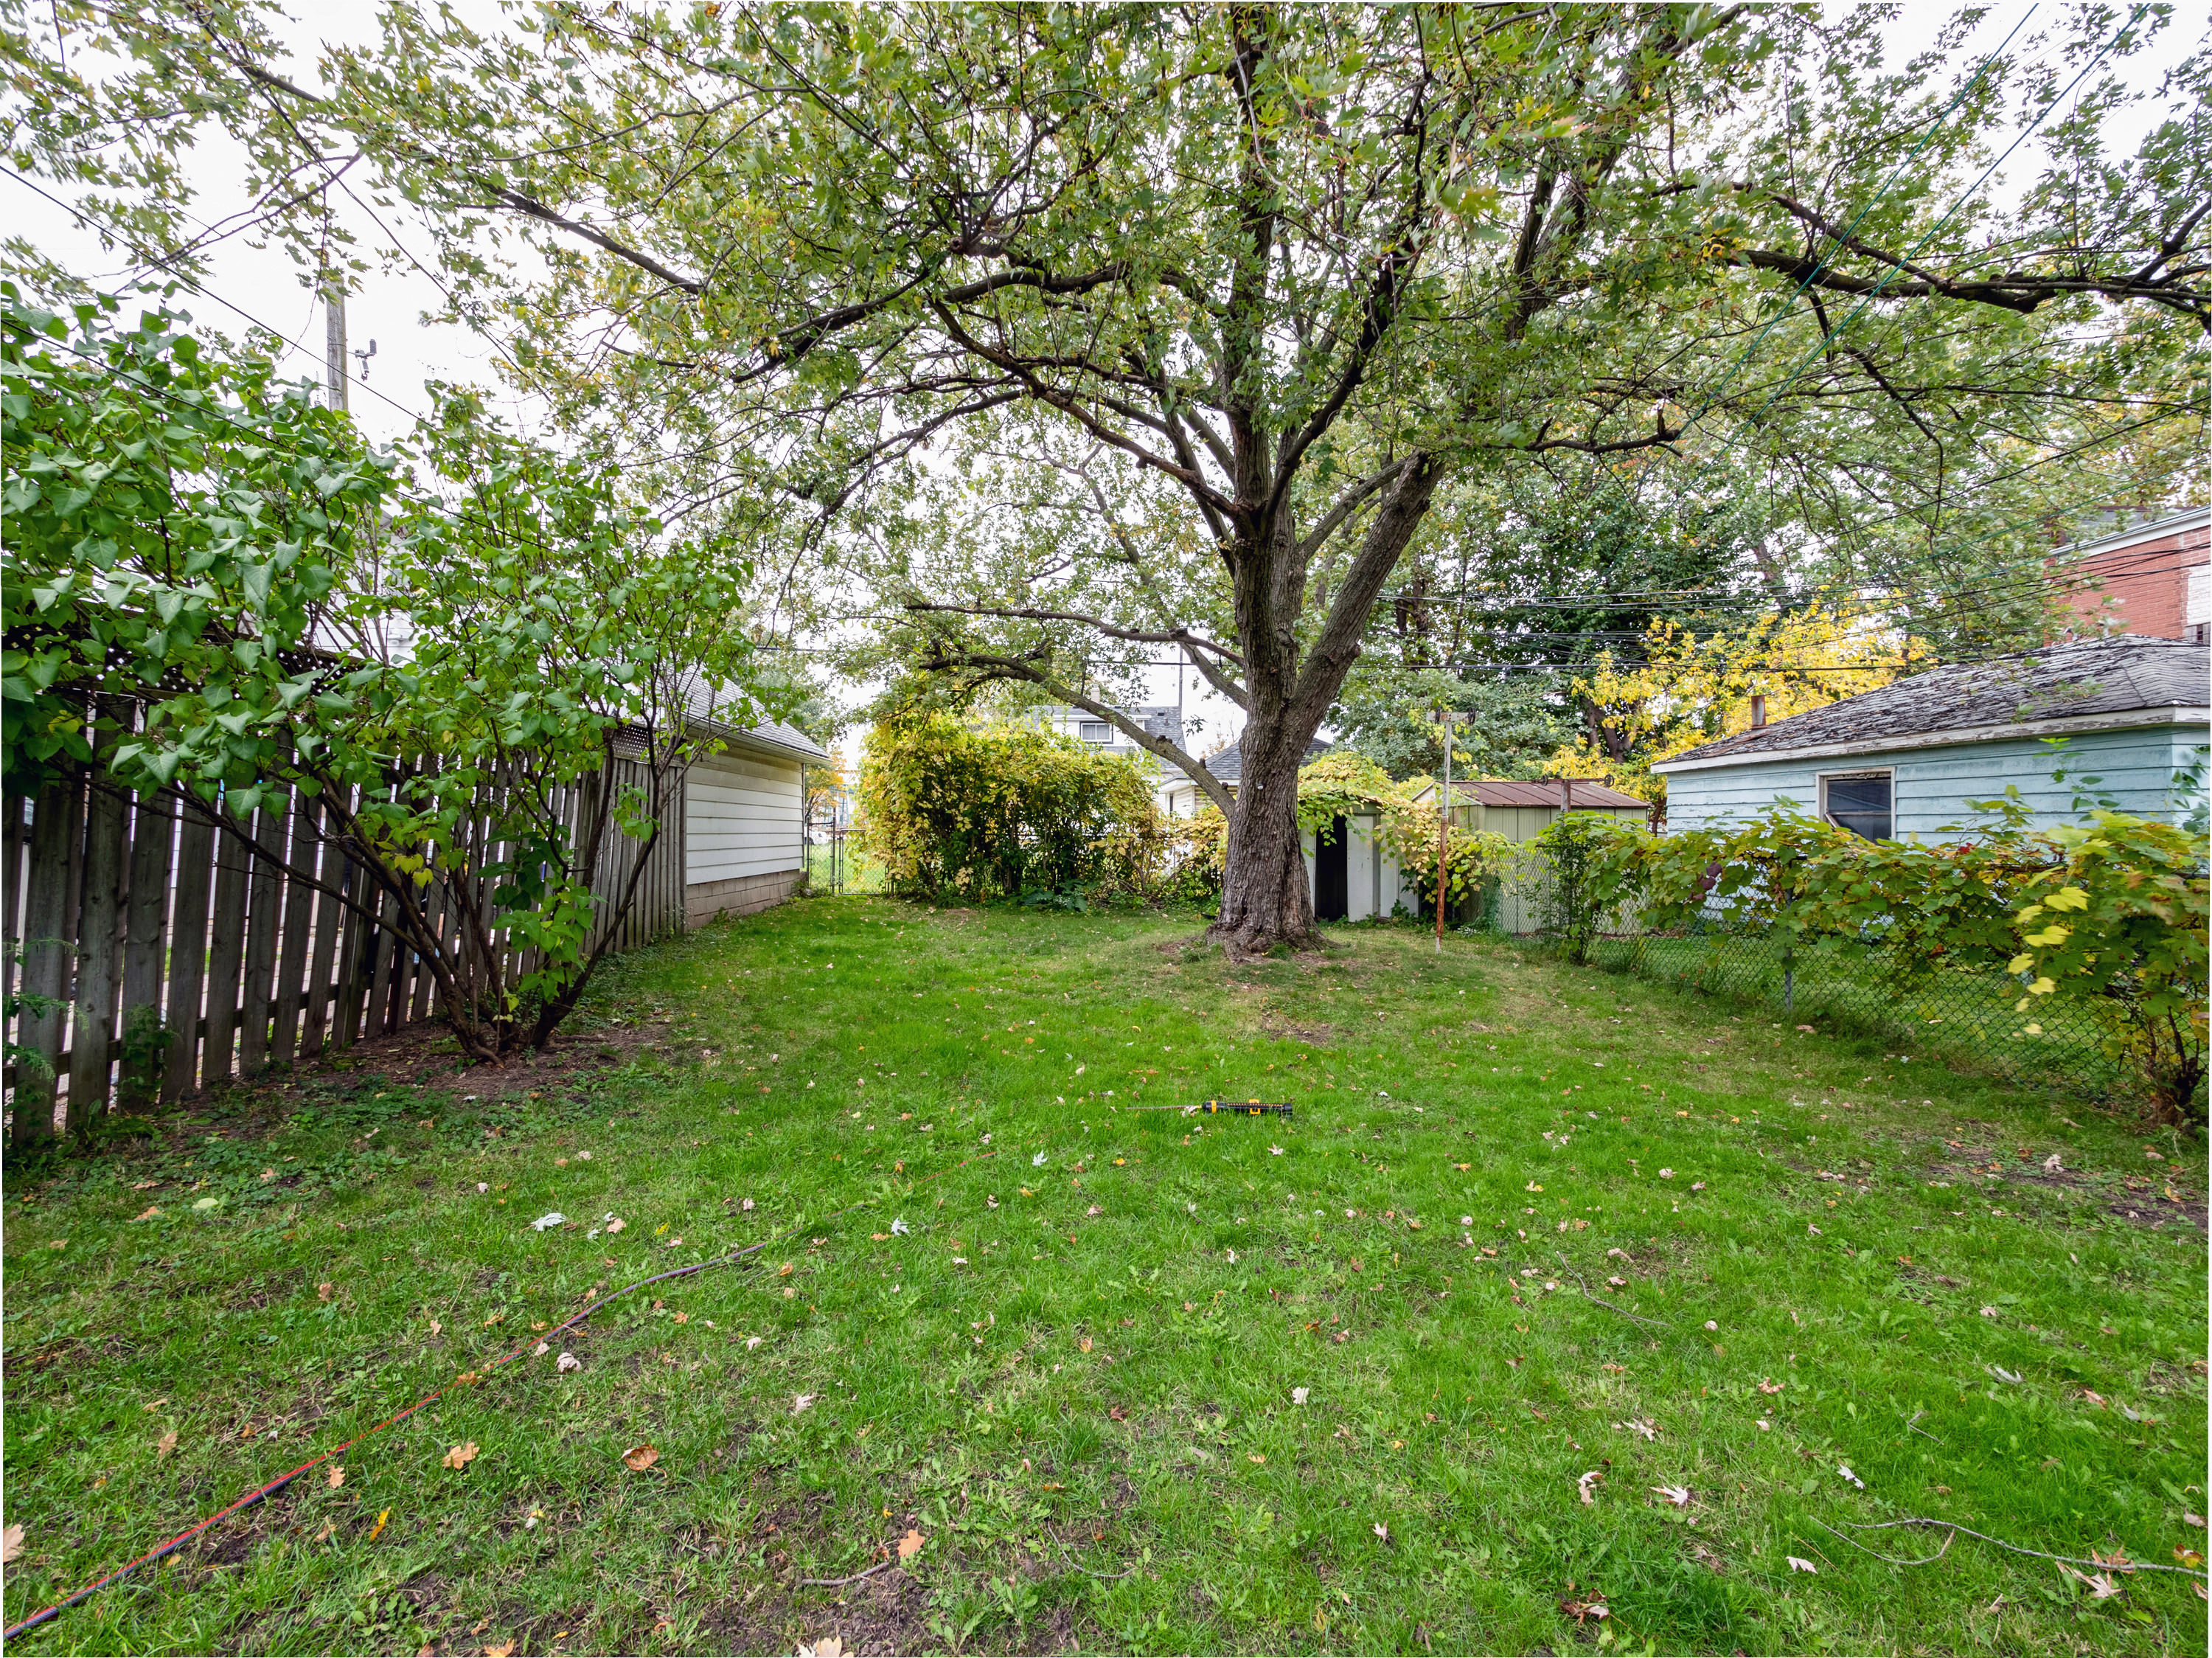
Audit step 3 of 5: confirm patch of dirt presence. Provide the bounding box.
[2107,1189,2207,1230]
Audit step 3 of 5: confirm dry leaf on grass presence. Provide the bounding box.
[441,1442,480,1471]
[1576,1471,1604,1506]
[898,1529,926,1560]
[327,1465,346,1489]
[798,1640,844,1658]
[1786,1556,1818,1574]
[1,1523,23,1564]
[318,1282,334,1303]
[1653,1485,1691,1508]
[2059,1564,2124,1600]
[1078,1336,1093,1353]
[156,1429,178,1458]
[485,1643,517,1657]
[622,1443,659,1472]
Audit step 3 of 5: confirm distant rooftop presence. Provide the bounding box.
[1658,635,2208,770]
[1202,735,1331,783]
[1444,777,1646,809]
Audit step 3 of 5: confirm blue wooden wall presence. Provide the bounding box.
[1662,722,2209,837]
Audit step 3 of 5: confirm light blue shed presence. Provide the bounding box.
[1654,637,2208,838]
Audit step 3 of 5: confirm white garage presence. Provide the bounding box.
[681,720,830,926]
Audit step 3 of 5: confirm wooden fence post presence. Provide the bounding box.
[12,777,77,1149]
[162,806,217,1100]
[201,808,253,1090]
[237,797,287,1075]
[66,777,126,1134]
[119,788,175,1111]
[271,791,321,1065]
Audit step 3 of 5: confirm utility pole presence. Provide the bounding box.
[324,278,348,413]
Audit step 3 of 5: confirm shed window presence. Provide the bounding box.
[1078,721,1110,743]
[1820,770,1893,841]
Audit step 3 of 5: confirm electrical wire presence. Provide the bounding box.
[0,1147,1001,1641]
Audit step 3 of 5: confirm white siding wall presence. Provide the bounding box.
[685,749,804,884]
[1663,724,2208,839]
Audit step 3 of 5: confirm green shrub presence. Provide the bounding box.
[855,714,1163,902]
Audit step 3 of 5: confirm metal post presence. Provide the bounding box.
[1433,710,1459,953]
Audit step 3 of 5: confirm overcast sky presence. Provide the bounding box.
[7,2,2186,759]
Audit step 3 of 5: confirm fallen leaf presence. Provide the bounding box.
[557,1352,582,1373]
[428,1319,442,1336]
[132,1206,161,1221]
[2059,1563,2123,1600]
[1653,1485,1691,1508]
[318,1282,334,1303]
[327,1465,345,1489]
[672,1311,689,1325]
[442,1442,480,1471]
[1078,1335,1093,1353]
[2175,1547,2206,1569]
[1577,1470,1603,1506]
[367,1508,389,1543]
[485,1643,517,1658]
[1757,1378,1784,1395]
[1837,1465,1864,1489]
[1107,1406,1127,1421]
[1292,1387,1310,1405]
[1786,1556,1818,1574]
[898,1529,926,1560]
[0,1523,22,1563]
[604,1218,625,1234]
[157,1429,178,1458]
[799,1640,844,1658]
[1373,1522,1390,1542]
[622,1443,659,1472]
[793,1393,817,1415]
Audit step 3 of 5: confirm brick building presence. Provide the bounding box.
[2056,507,2211,644]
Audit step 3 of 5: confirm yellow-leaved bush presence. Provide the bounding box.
[855,714,1164,903]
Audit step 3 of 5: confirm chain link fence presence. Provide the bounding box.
[1562,923,2132,1100]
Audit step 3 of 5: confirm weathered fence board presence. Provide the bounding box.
[15,778,77,1145]
[237,799,285,1074]
[161,807,216,1100]
[200,815,253,1097]
[7,746,692,1141]
[119,791,174,1111]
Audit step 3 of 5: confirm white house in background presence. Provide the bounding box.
[1652,635,2210,837]
[1032,703,1197,816]
[681,716,831,926]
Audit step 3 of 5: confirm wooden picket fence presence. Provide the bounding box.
[3,756,685,1138]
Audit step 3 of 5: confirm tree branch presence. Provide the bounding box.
[911,642,1237,814]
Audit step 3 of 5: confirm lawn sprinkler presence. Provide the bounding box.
[1126,1099,1295,1120]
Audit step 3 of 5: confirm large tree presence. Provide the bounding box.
[13,2,2201,951]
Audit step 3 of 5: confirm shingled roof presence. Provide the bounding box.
[1658,635,2208,770]
[1203,735,1331,783]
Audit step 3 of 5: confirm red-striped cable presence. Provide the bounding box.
[4,1151,995,1640]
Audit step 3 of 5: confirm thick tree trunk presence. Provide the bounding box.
[1209,724,1318,956]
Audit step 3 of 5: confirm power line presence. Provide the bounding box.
[2,166,437,431]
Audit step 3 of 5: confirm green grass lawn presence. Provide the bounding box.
[4,898,2206,1656]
